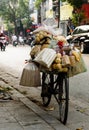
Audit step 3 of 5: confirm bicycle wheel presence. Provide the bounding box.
[59,74,69,125]
[41,72,52,107]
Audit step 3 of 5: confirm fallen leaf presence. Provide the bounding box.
[44,106,55,111]
[76,108,86,113]
[76,128,83,130]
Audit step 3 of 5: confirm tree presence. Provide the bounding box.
[61,0,85,26]
[60,0,84,8]
[0,0,32,35]
[35,0,46,8]
[35,0,42,8]
[72,11,85,26]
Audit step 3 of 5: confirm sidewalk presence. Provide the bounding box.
[0,91,69,130]
[0,67,70,130]
[0,66,89,130]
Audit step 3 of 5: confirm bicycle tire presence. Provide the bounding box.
[41,72,52,107]
[59,75,69,125]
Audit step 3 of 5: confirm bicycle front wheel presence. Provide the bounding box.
[59,74,69,125]
[41,72,52,107]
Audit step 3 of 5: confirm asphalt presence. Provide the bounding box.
[0,60,89,130]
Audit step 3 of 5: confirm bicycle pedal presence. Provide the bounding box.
[41,93,50,97]
[54,89,59,94]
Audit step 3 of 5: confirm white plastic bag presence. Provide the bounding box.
[20,61,41,87]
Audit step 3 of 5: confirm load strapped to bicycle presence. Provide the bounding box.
[20,26,87,125]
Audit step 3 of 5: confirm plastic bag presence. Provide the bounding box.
[68,55,87,77]
[33,25,62,36]
[69,55,76,66]
[62,55,71,67]
[20,61,41,87]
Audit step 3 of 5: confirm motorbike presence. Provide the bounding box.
[13,40,18,46]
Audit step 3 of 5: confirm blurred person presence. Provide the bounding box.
[0,31,6,51]
[26,32,34,46]
[18,35,24,45]
[12,34,17,46]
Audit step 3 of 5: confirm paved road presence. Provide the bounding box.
[69,54,89,103]
[0,44,89,130]
[0,44,31,72]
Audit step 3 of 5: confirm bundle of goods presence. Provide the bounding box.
[20,26,87,87]
[29,27,87,76]
[20,27,87,88]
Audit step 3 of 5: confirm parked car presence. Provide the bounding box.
[66,25,89,53]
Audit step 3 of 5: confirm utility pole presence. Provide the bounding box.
[58,0,60,28]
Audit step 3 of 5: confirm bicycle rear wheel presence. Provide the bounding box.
[41,72,52,107]
[59,74,69,125]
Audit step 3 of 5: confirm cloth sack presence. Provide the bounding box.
[20,61,41,87]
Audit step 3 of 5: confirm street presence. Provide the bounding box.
[69,54,89,103]
[0,44,31,72]
[0,44,89,130]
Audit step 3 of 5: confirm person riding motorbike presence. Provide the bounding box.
[0,31,6,51]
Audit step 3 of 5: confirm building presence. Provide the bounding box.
[81,3,89,24]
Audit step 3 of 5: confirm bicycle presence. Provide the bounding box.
[40,69,69,125]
